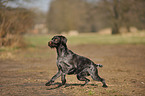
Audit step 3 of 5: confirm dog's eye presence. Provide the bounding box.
[55,39,58,42]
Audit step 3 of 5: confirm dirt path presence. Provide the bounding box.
[0,45,145,96]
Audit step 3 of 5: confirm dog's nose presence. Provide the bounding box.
[48,41,52,46]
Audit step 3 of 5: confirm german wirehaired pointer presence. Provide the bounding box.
[45,35,108,87]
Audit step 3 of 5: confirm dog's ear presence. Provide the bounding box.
[61,36,67,44]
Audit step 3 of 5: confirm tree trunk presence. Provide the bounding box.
[112,22,119,34]
[112,0,120,34]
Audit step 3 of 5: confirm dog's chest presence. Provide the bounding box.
[57,56,70,65]
[57,54,74,69]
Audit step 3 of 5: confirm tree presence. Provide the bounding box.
[46,0,145,34]
[130,0,145,30]
[97,0,121,34]
[0,0,35,47]
[96,0,145,34]
[47,0,89,33]
[112,0,120,34]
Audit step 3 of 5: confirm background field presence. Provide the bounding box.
[0,32,145,96]
[25,31,145,47]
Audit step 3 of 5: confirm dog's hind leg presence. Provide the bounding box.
[89,65,108,88]
[77,72,90,86]
[91,74,108,88]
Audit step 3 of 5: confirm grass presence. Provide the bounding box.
[1,31,144,52]
[67,32,145,45]
[24,32,145,47]
[24,34,50,47]
[0,46,20,52]
[88,90,95,95]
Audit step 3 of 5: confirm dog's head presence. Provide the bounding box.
[48,35,67,48]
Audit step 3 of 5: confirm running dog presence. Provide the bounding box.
[45,35,108,87]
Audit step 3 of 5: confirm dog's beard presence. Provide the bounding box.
[48,43,58,48]
[49,45,56,48]
[48,44,55,48]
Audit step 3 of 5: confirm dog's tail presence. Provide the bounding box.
[95,64,103,68]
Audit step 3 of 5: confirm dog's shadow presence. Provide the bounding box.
[46,82,98,90]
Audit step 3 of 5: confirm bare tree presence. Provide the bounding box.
[46,0,145,34]
[0,0,35,47]
[47,0,89,33]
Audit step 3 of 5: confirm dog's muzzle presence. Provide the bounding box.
[48,41,52,47]
[48,41,56,48]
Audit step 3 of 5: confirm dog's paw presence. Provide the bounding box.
[45,82,52,86]
[45,83,51,86]
[102,84,108,88]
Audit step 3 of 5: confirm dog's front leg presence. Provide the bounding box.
[45,71,62,86]
[61,73,66,85]
[60,68,73,86]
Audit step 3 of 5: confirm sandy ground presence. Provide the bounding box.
[0,44,145,96]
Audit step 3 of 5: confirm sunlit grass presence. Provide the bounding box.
[24,35,50,47]
[24,32,145,47]
[67,33,145,45]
